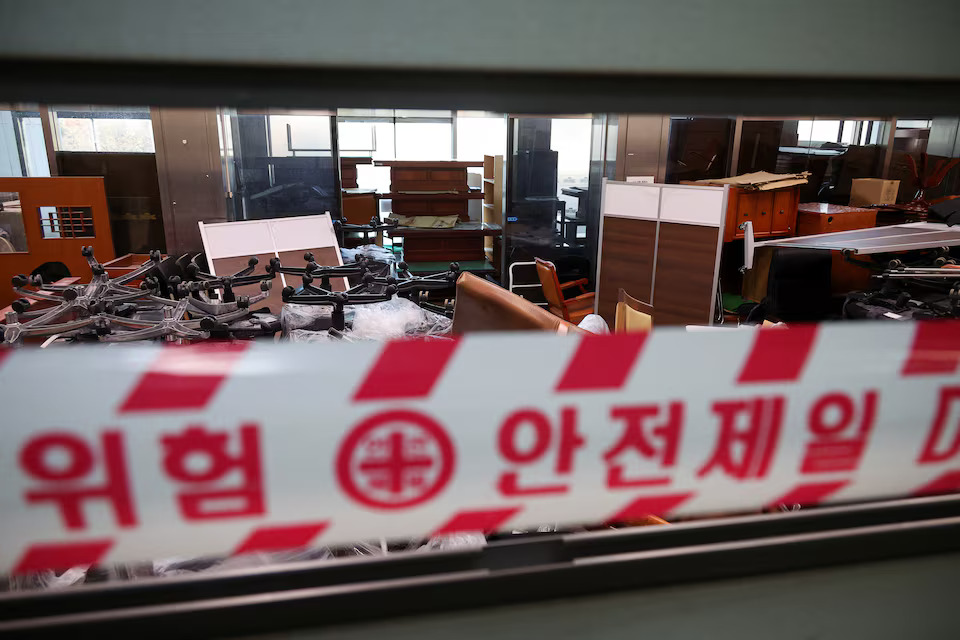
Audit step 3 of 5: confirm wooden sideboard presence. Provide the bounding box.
[722,185,800,242]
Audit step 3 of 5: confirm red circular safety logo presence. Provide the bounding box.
[336,410,455,509]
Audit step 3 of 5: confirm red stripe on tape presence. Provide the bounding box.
[14,540,113,574]
[912,470,960,497]
[902,321,960,376]
[354,338,460,401]
[608,492,693,523]
[737,324,818,384]
[234,522,329,555]
[118,342,250,413]
[766,480,849,509]
[556,333,648,392]
[432,507,521,536]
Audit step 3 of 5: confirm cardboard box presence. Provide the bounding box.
[850,178,899,207]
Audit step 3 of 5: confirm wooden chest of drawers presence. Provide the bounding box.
[723,185,800,242]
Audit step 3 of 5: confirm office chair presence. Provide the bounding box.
[534,257,595,323]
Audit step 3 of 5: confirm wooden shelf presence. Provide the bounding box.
[386,192,483,200]
[375,160,483,168]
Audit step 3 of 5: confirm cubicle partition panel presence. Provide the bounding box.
[595,180,727,327]
[595,182,660,323]
[198,214,345,314]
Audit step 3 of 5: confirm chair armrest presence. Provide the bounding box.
[568,292,595,303]
[559,278,589,291]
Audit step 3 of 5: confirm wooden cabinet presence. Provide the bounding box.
[771,189,798,235]
[722,185,799,242]
[376,160,481,192]
[376,160,484,222]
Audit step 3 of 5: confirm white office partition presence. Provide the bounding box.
[268,215,339,253]
[601,181,661,220]
[597,179,729,327]
[659,185,726,226]
[197,219,274,260]
[600,180,726,225]
[199,214,345,290]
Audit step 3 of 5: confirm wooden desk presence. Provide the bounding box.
[797,203,877,235]
[795,202,876,293]
[386,222,502,263]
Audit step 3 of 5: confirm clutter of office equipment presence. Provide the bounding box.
[3,246,459,345]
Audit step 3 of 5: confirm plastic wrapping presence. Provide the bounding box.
[2,567,87,592]
[281,303,354,334]
[348,297,452,340]
[151,541,388,577]
[289,297,452,343]
[418,533,487,552]
[577,313,610,334]
[288,328,339,343]
[341,244,397,265]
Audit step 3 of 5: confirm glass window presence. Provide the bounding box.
[797,119,842,146]
[664,117,734,183]
[893,118,932,154]
[267,114,332,157]
[0,191,28,252]
[337,119,394,191]
[338,121,377,153]
[228,112,340,220]
[395,121,452,160]
[551,118,593,216]
[38,206,95,239]
[505,115,595,299]
[888,118,945,204]
[740,118,891,203]
[456,113,507,160]
[0,107,51,177]
[337,109,455,161]
[52,106,155,153]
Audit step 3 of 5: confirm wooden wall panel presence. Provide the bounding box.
[596,216,656,326]
[652,222,720,326]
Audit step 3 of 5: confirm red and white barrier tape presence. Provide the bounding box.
[2,321,960,574]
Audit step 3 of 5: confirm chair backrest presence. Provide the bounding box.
[534,257,567,319]
[452,272,584,334]
[615,288,653,332]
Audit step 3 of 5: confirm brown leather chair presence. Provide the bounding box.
[535,258,595,324]
[452,272,584,334]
